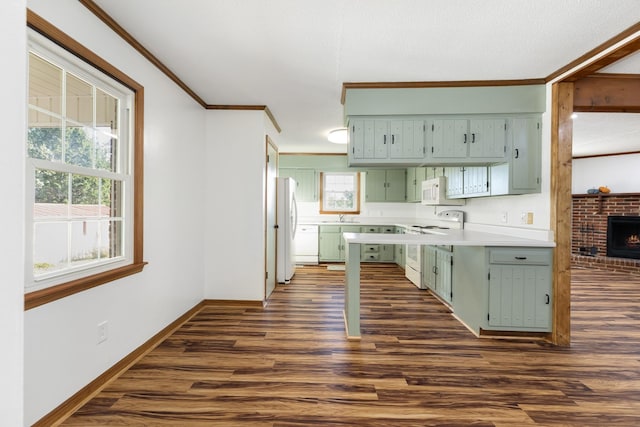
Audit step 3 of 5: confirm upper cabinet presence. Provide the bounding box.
[348,115,522,167]
[431,117,507,161]
[490,116,542,195]
[350,118,425,165]
[279,168,317,202]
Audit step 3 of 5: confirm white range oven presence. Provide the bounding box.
[405,210,464,288]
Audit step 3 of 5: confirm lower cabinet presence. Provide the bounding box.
[423,245,453,304]
[318,225,361,262]
[395,227,405,267]
[451,246,552,334]
[319,225,398,263]
[487,248,552,331]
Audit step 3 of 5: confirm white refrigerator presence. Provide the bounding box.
[277,177,298,283]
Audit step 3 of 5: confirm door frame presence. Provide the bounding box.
[264,136,279,300]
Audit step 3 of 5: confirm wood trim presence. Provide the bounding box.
[25,11,147,310]
[27,10,142,93]
[318,171,362,215]
[78,1,283,132]
[206,105,282,133]
[280,152,347,156]
[78,0,207,108]
[550,82,574,346]
[32,300,207,427]
[202,299,266,307]
[340,79,546,105]
[546,22,640,83]
[574,150,640,160]
[25,262,147,310]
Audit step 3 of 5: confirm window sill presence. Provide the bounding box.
[24,262,148,310]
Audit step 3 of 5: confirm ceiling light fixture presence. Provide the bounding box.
[328,128,348,144]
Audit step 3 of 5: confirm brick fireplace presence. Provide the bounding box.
[572,193,640,275]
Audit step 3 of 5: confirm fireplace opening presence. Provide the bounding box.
[607,216,640,260]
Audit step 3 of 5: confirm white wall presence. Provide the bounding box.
[24,1,206,424]
[204,110,268,301]
[0,0,26,425]
[573,153,640,194]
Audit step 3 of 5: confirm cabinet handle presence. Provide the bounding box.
[391,135,395,144]
[515,148,519,159]
[515,256,527,260]
[383,135,387,144]
[463,134,467,144]
[545,294,550,304]
[471,133,476,143]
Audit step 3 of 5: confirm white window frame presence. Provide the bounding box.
[319,171,361,214]
[25,30,134,293]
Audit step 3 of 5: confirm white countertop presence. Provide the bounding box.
[343,229,555,247]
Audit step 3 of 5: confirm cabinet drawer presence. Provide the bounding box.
[341,225,362,233]
[489,249,551,265]
[361,226,380,233]
[319,225,340,233]
[381,226,396,234]
[363,244,380,253]
[362,253,380,261]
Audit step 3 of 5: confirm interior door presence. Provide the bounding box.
[265,139,278,299]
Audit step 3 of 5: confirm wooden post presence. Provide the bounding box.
[550,82,574,346]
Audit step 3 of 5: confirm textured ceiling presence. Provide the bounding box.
[92,0,640,155]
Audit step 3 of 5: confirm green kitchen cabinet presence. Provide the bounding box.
[444,166,490,199]
[429,117,507,163]
[490,116,542,196]
[423,245,453,305]
[487,248,552,331]
[279,168,317,202]
[406,167,427,202]
[319,225,362,262]
[365,169,406,202]
[395,227,405,267]
[348,118,425,166]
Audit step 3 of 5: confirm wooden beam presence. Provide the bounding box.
[573,74,640,112]
[550,82,574,346]
[547,22,640,82]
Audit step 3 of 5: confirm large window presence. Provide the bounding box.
[319,172,361,214]
[25,16,145,309]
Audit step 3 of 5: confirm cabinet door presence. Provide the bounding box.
[390,120,425,159]
[406,167,417,202]
[423,246,437,291]
[350,120,365,159]
[511,117,541,192]
[384,169,407,202]
[463,166,489,197]
[437,250,453,304]
[431,119,468,159]
[444,167,464,198]
[295,169,317,202]
[395,228,405,266]
[318,229,342,261]
[364,169,387,202]
[373,120,389,159]
[488,265,551,330]
[469,119,506,159]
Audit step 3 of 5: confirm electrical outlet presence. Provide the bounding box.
[520,212,527,224]
[527,212,534,224]
[500,212,508,223]
[97,321,108,344]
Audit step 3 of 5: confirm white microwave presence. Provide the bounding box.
[421,177,465,206]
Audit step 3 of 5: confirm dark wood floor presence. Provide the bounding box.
[63,265,640,426]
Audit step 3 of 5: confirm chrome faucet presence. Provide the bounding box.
[339,214,345,223]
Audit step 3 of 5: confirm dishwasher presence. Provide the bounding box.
[295,225,319,264]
